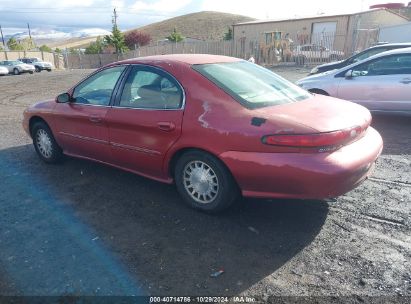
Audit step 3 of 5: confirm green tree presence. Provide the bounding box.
[20,37,36,50]
[166,28,184,43]
[69,48,79,54]
[104,24,127,53]
[54,48,62,54]
[7,37,24,51]
[0,44,3,51]
[223,27,233,41]
[85,37,105,54]
[39,44,52,52]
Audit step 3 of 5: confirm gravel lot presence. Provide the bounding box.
[0,68,410,301]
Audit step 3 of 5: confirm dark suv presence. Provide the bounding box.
[18,57,53,72]
[309,42,411,75]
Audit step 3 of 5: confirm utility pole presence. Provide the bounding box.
[112,8,118,28]
[27,23,32,39]
[0,25,5,49]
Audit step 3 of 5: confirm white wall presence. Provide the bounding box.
[379,22,411,43]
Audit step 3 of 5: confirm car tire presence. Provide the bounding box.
[29,71,34,74]
[13,68,20,75]
[47,69,52,72]
[174,151,239,213]
[35,66,41,73]
[309,88,329,96]
[31,121,63,163]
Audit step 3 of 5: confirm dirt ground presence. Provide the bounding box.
[0,68,410,301]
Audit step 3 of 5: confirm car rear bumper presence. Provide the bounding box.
[37,66,53,70]
[219,127,383,199]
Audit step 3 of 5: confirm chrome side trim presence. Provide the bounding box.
[110,105,183,111]
[110,142,161,155]
[59,132,109,145]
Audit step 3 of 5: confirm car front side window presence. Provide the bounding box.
[119,67,183,109]
[72,66,126,106]
[351,54,411,77]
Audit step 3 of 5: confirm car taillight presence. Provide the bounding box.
[262,126,363,152]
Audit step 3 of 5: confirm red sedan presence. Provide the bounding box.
[23,54,383,212]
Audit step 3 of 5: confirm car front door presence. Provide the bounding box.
[106,65,184,180]
[53,65,127,162]
[336,54,411,112]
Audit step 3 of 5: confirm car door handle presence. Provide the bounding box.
[400,78,411,84]
[157,122,175,131]
[89,115,102,123]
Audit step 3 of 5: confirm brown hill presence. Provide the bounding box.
[51,11,255,49]
[131,11,256,42]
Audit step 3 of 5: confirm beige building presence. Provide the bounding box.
[232,8,409,59]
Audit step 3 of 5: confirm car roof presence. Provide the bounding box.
[115,54,242,66]
[334,46,411,73]
[370,42,411,49]
[366,46,411,57]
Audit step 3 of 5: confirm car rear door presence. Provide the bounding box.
[336,53,411,112]
[106,65,184,180]
[53,65,127,162]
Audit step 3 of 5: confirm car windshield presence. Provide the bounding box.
[193,61,311,109]
[9,61,22,65]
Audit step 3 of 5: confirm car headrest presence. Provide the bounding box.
[137,85,161,99]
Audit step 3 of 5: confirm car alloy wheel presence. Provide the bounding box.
[35,129,53,159]
[32,122,63,163]
[13,68,19,75]
[183,160,219,204]
[35,66,41,72]
[175,151,238,213]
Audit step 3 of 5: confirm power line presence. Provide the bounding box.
[0,9,172,17]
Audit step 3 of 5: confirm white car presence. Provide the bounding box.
[296,47,411,115]
[0,60,35,75]
[0,66,8,76]
[293,44,344,64]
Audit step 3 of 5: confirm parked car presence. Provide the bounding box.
[19,57,53,72]
[297,47,411,115]
[23,54,382,213]
[0,60,35,75]
[0,66,8,76]
[309,42,411,75]
[293,44,344,64]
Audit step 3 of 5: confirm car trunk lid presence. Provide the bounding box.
[254,95,372,151]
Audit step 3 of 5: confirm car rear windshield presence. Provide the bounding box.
[192,61,311,109]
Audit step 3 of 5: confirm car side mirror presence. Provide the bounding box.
[345,70,354,79]
[56,93,71,103]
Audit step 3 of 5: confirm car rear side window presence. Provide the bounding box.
[193,61,311,109]
[118,66,183,110]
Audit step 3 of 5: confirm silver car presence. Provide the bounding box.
[297,47,411,115]
[0,60,35,75]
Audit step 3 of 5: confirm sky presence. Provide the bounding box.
[0,0,403,34]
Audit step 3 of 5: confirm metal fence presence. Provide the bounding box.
[63,29,380,69]
[1,29,378,70]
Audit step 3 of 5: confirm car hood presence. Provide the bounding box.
[253,95,371,133]
[317,60,344,68]
[26,99,56,112]
[297,69,336,83]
